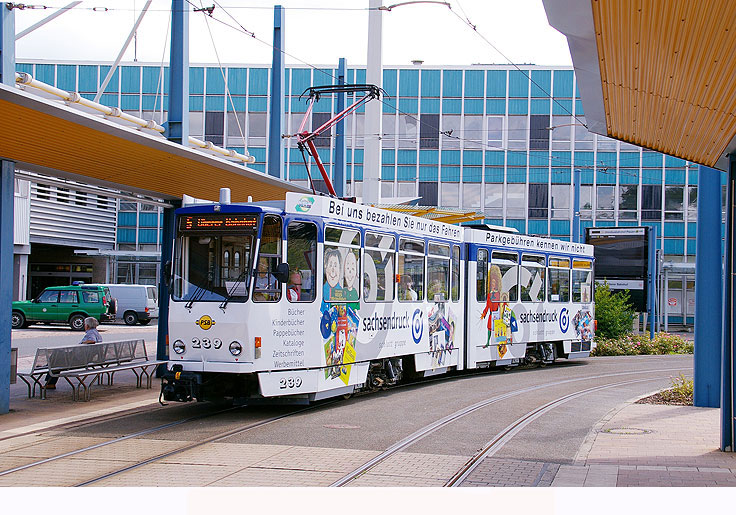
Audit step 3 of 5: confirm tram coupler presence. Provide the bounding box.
[161,365,201,403]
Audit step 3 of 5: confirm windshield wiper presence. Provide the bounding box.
[184,280,208,310]
[219,269,249,311]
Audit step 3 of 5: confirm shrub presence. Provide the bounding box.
[591,332,693,356]
[659,374,693,404]
[594,282,636,339]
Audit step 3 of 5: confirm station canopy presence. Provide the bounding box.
[543,0,736,171]
[0,83,307,203]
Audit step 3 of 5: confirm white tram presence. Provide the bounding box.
[161,192,595,403]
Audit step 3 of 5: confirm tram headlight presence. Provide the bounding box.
[229,341,243,356]
[173,339,186,354]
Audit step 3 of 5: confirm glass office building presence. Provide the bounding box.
[17,60,725,318]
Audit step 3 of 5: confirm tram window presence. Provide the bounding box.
[364,232,396,303]
[476,248,488,302]
[253,215,283,302]
[398,237,424,302]
[572,259,593,303]
[520,254,546,303]
[548,257,570,302]
[491,251,518,302]
[323,226,361,305]
[286,221,317,302]
[325,226,360,246]
[451,245,460,302]
[427,243,450,302]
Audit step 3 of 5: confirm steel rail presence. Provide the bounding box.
[444,376,662,486]
[330,366,689,487]
[0,403,248,477]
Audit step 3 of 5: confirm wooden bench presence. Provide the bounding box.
[17,340,165,401]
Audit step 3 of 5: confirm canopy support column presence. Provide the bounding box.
[694,165,722,407]
[721,155,736,451]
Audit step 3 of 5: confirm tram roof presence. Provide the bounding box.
[0,83,308,202]
[543,0,736,171]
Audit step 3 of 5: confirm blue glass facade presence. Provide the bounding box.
[18,61,727,265]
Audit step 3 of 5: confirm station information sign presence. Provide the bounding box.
[179,214,258,231]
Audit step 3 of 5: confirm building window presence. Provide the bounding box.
[464,115,483,149]
[687,186,697,220]
[312,112,331,148]
[419,181,438,206]
[665,186,684,220]
[528,183,548,219]
[596,134,617,150]
[507,115,528,150]
[463,183,481,209]
[596,185,615,219]
[550,184,570,219]
[487,116,503,150]
[398,114,417,149]
[382,113,396,148]
[484,183,503,217]
[619,185,638,220]
[574,118,593,150]
[529,114,550,151]
[226,111,246,147]
[247,112,267,147]
[204,111,224,146]
[551,115,571,150]
[642,184,662,220]
[420,113,439,149]
[506,183,526,218]
[441,114,461,149]
[440,182,459,207]
[580,185,593,219]
[397,182,416,198]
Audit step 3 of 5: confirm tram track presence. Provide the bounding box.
[0,363,689,487]
[329,366,688,487]
[443,376,662,486]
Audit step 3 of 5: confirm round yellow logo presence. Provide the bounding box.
[196,315,215,330]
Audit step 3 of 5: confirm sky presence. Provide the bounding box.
[13,0,573,67]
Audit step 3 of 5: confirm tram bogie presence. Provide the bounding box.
[161,192,595,404]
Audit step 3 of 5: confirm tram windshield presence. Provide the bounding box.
[172,214,257,303]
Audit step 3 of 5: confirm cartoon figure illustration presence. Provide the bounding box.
[573,309,594,342]
[343,251,360,309]
[428,302,456,368]
[321,248,343,311]
[320,248,358,385]
[480,265,502,348]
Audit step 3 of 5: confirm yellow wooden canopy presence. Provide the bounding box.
[0,83,308,202]
[544,0,736,170]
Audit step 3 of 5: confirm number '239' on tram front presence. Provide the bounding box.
[162,192,595,403]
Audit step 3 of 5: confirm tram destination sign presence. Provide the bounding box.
[179,214,258,231]
[286,193,463,241]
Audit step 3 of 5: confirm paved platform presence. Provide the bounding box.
[2,365,735,487]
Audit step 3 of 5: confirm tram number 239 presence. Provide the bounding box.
[279,377,303,389]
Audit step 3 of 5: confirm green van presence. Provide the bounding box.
[12,284,116,330]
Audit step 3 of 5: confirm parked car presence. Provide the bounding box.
[12,284,116,330]
[89,284,158,325]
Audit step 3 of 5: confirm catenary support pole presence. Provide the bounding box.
[1,0,16,415]
[268,5,284,179]
[165,0,189,146]
[572,168,581,242]
[721,155,736,451]
[157,201,180,375]
[333,58,347,197]
[158,0,189,373]
[694,165,722,407]
[363,0,382,204]
[648,225,657,339]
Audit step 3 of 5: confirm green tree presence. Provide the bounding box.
[594,282,636,339]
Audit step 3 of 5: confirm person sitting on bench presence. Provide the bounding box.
[46,317,102,389]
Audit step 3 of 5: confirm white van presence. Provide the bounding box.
[91,284,158,325]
